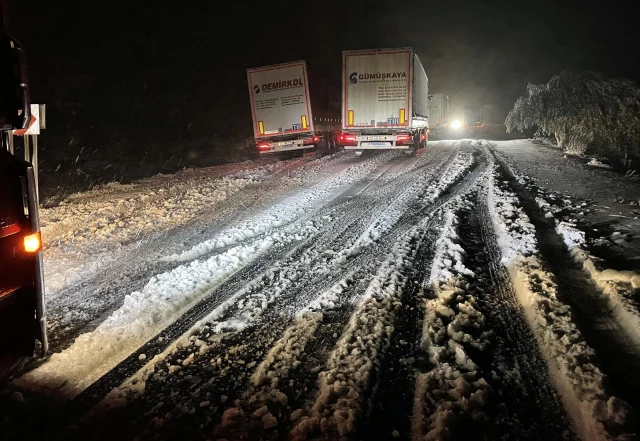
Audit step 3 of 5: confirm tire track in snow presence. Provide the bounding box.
[161,151,403,263]
[408,181,574,441]
[24,150,452,438]
[78,149,461,440]
[71,145,476,440]
[281,151,486,440]
[16,153,405,399]
[40,152,369,353]
[470,179,576,440]
[360,156,491,441]
[490,145,640,376]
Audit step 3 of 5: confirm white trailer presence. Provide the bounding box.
[428,93,450,130]
[340,48,429,154]
[247,61,319,154]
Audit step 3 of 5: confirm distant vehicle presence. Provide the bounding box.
[428,93,450,136]
[464,106,483,129]
[1,1,48,376]
[339,48,429,155]
[247,61,338,155]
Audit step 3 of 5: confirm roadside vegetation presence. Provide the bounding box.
[506,71,640,172]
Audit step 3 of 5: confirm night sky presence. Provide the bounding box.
[5,0,640,186]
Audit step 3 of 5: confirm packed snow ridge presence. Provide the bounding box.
[414,198,496,441]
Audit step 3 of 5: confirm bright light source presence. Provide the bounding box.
[451,120,462,129]
[24,232,42,253]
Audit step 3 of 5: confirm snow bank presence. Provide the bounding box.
[488,168,635,441]
[41,171,262,295]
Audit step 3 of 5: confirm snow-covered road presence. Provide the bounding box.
[2,140,639,441]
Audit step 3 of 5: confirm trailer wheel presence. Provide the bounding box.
[420,129,428,148]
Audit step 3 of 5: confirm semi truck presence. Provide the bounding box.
[247,61,333,155]
[339,48,429,155]
[428,93,450,136]
[1,0,48,376]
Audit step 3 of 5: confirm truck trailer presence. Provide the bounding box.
[428,93,450,136]
[464,106,482,128]
[340,48,429,155]
[247,61,326,155]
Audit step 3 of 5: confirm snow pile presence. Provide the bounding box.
[488,168,635,441]
[487,181,537,265]
[164,152,397,262]
[290,225,424,440]
[556,221,586,249]
[414,201,495,440]
[429,210,475,283]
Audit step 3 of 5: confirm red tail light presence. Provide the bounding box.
[339,132,357,146]
[396,134,412,145]
[257,142,271,151]
[304,135,320,145]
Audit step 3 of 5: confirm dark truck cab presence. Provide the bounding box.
[0,148,47,373]
[0,1,47,376]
